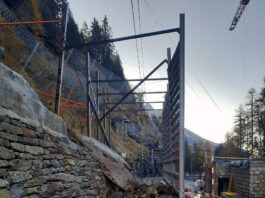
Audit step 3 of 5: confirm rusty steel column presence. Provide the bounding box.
[103,87,107,144]
[108,97,111,144]
[103,88,107,130]
[86,52,91,137]
[85,84,111,146]
[96,71,99,140]
[108,113,111,144]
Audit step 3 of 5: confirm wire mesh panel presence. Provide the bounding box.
[162,14,185,197]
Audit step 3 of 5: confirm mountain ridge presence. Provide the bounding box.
[145,103,218,151]
[185,128,218,151]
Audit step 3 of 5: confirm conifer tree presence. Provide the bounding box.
[90,18,102,61]
[101,15,114,70]
[246,88,256,154]
[260,77,265,147]
[80,21,91,43]
[66,11,81,46]
[234,105,246,151]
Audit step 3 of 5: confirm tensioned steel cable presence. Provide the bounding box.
[143,0,173,43]
[130,0,142,83]
[137,0,146,97]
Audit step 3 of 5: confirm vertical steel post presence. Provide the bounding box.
[85,84,111,146]
[96,71,99,140]
[166,49,174,187]
[103,88,107,144]
[86,52,91,137]
[104,109,107,130]
[108,97,111,144]
[103,88,107,129]
[108,114,111,143]
[54,2,69,114]
[179,13,185,198]
[167,48,171,63]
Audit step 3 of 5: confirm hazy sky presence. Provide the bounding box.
[69,0,265,143]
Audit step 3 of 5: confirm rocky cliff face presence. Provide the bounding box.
[0,0,156,161]
[0,62,66,135]
[0,62,136,197]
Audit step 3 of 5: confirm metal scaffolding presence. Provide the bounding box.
[54,9,180,146]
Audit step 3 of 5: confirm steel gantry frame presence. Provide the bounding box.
[53,3,185,195]
[86,55,168,146]
[53,0,178,146]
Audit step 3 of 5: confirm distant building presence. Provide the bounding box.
[204,156,265,197]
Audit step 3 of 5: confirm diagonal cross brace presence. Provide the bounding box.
[99,59,168,122]
[86,87,110,146]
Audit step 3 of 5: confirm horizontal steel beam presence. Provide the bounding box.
[98,91,166,96]
[65,28,179,49]
[104,101,164,105]
[89,78,168,83]
[112,109,162,112]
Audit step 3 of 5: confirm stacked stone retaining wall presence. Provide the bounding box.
[229,167,250,197]
[229,160,265,198]
[249,159,265,198]
[0,115,111,198]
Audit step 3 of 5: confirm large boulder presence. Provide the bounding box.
[81,136,137,192]
[0,63,67,134]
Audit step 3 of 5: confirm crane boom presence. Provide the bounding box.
[229,0,250,31]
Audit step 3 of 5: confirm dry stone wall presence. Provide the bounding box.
[210,159,265,197]
[0,115,110,198]
[249,159,265,198]
[229,167,250,197]
[222,160,265,198]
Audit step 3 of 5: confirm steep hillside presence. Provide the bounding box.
[0,0,158,163]
[0,62,139,197]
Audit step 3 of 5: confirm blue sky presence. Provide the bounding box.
[69,0,265,143]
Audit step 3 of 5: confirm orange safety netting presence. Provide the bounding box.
[37,90,86,110]
[60,69,84,113]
